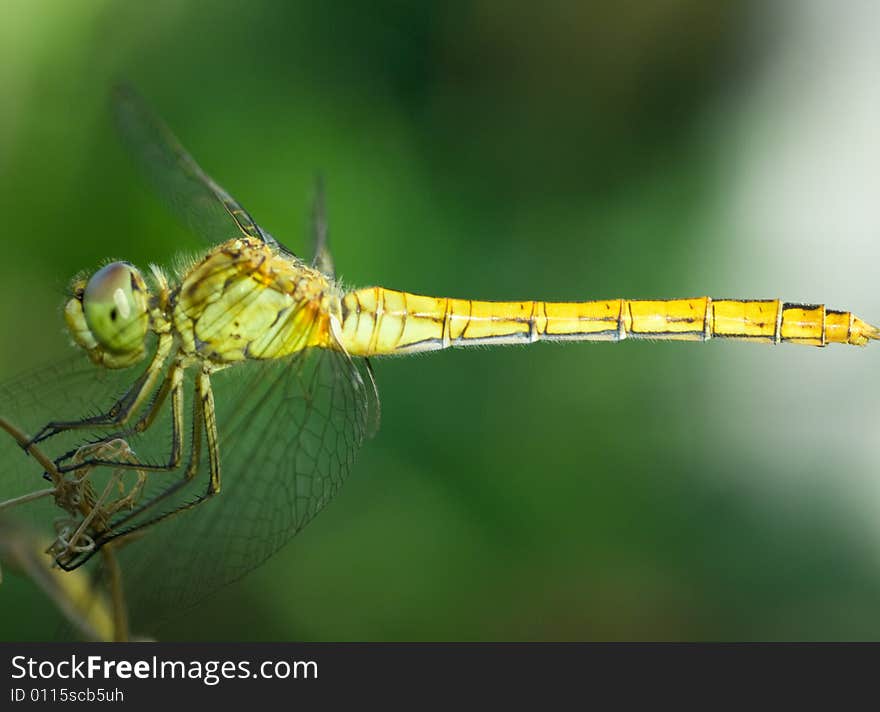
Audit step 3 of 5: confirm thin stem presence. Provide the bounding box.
[0,417,64,486]
[0,487,55,512]
[100,545,130,643]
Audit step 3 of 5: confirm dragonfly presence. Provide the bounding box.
[1,86,878,637]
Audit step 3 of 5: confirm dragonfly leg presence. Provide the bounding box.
[57,368,221,571]
[122,368,220,509]
[54,358,186,476]
[30,334,174,445]
[199,369,221,495]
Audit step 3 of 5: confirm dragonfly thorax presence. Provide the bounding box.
[171,237,337,364]
[64,261,152,369]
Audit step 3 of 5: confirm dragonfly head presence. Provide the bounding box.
[64,261,151,369]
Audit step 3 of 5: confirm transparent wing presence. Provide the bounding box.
[0,351,166,642]
[0,344,377,634]
[0,352,158,530]
[113,345,377,629]
[113,84,281,249]
[310,175,335,278]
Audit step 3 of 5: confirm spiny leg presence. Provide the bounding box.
[31,334,174,445]
[120,368,222,521]
[200,369,221,495]
[54,357,186,476]
[51,356,181,468]
[55,373,202,570]
[1,363,185,571]
[61,368,222,570]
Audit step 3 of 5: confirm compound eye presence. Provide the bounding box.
[82,262,148,354]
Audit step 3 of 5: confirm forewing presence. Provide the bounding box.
[113,84,278,248]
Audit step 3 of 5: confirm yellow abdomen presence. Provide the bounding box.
[340,289,880,356]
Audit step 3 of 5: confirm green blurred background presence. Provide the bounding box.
[3,0,880,640]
